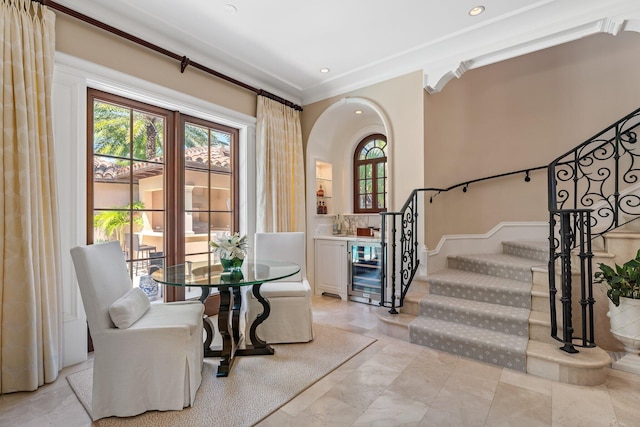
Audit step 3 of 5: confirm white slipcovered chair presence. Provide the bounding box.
[70,241,204,420]
[244,232,314,344]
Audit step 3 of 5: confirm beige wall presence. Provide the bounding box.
[54,13,257,117]
[423,32,640,248]
[302,71,425,211]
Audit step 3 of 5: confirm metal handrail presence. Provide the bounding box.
[381,164,547,313]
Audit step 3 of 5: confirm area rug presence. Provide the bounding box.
[67,323,376,426]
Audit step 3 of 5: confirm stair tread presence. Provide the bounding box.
[410,317,528,351]
[527,340,611,368]
[420,294,530,320]
[428,269,531,293]
[450,253,545,269]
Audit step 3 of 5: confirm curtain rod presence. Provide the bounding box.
[36,0,303,111]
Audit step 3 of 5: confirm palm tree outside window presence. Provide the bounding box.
[353,134,387,213]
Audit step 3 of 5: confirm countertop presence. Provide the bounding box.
[313,234,381,242]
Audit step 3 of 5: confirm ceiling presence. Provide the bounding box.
[53,0,640,106]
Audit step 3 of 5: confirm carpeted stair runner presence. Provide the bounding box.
[409,241,547,372]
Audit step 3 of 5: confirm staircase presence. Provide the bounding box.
[409,241,544,372]
[378,239,612,386]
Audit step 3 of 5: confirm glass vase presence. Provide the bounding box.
[220,257,244,272]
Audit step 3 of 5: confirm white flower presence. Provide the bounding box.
[209,232,248,259]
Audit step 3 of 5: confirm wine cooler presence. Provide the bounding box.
[347,241,383,305]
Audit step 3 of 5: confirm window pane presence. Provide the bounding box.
[364,179,372,193]
[377,162,385,178]
[93,101,130,157]
[93,210,130,246]
[359,165,366,179]
[359,180,366,193]
[365,164,372,178]
[132,110,164,161]
[366,147,384,159]
[377,193,385,209]
[377,177,385,193]
[365,194,372,209]
[359,195,366,209]
[93,157,130,209]
[185,123,209,150]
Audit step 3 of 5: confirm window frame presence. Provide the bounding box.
[353,133,387,214]
[86,88,240,302]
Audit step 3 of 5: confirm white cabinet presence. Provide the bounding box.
[314,238,348,300]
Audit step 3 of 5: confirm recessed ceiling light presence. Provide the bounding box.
[469,6,485,16]
[354,110,363,115]
[320,67,330,73]
[223,4,238,14]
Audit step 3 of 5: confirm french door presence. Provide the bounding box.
[87,89,239,302]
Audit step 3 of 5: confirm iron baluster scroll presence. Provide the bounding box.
[380,191,420,313]
[548,106,640,352]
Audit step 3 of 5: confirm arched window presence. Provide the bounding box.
[353,134,387,213]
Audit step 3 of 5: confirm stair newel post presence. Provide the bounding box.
[380,212,387,308]
[548,165,560,339]
[389,213,399,314]
[577,209,589,347]
[585,210,596,345]
[559,210,578,353]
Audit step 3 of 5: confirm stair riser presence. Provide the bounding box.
[409,327,526,372]
[532,269,549,288]
[429,280,531,309]
[401,298,420,316]
[502,242,548,263]
[529,323,558,346]
[532,293,550,312]
[605,235,640,264]
[448,257,533,282]
[419,303,528,336]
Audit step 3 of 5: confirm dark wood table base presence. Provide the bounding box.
[199,283,273,377]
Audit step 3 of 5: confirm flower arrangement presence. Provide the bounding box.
[209,232,248,261]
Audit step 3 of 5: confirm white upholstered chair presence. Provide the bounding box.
[244,232,314,344]
[70,241,204,420]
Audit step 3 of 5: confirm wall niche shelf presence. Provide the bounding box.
[315,160,332,215]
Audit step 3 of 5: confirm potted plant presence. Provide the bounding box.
[209,232,248,271]
[595,249,640,373]
[595,249,640,306]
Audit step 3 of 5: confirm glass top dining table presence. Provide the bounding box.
[151,258,300,292]
[151,259,300,377]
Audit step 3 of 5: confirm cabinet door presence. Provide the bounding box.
[315,239,347,299]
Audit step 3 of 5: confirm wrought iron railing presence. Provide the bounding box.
[548,106,640,353]
[380,165,546,313]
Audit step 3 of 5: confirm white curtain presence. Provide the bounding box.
[256,96,306,232]
[0,0,62,392]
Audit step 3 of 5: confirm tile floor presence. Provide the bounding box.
[2,295,640,426]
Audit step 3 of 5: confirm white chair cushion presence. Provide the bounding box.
[250,281,310,298]
[132,302,203,335]
[108,288,150,329]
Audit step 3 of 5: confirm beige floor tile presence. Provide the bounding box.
[443,358,502,401]
[551,382,618,427]
[603,374,640,427]
[499,367,553,396]
[387,357,453,406]
[352,389,429,426]
[419,385,492,427]
[484,382,552,426]
[291,394,364,426]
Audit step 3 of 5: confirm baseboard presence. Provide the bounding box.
[425,221,548,274]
